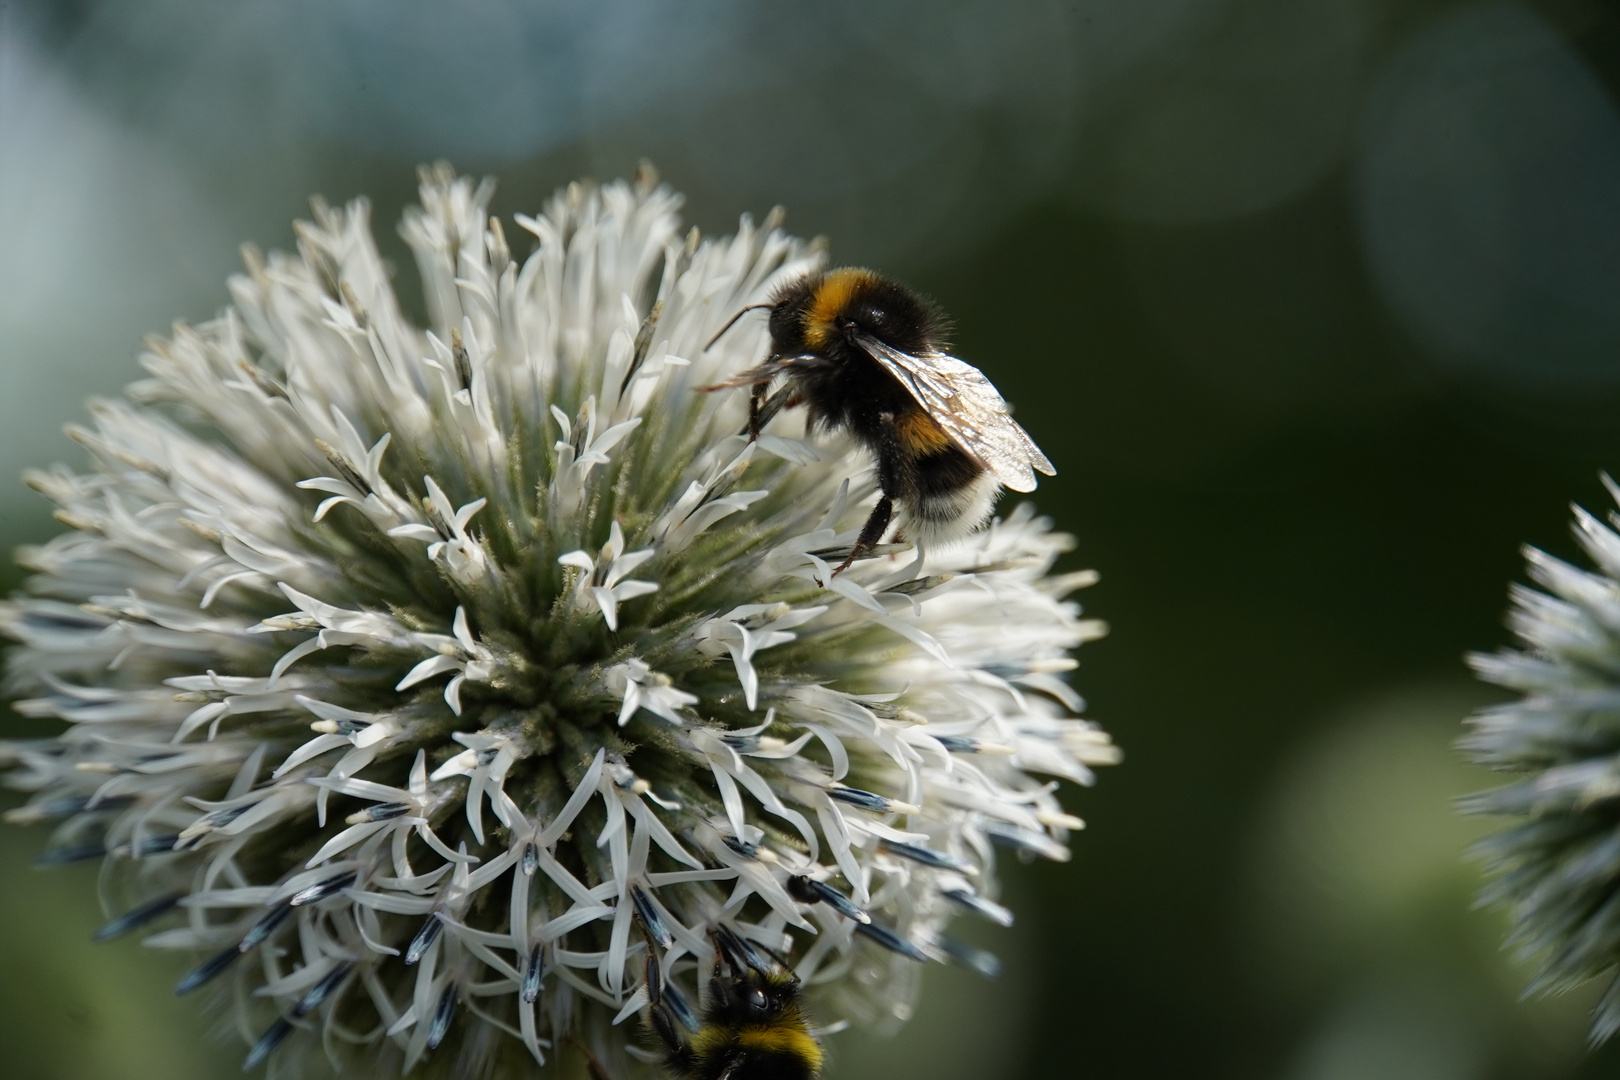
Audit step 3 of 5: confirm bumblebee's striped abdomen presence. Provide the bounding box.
[685,1020,822,1080]
[736,1024,822,1072]
[894,408,954,457]
[895,430,995,546]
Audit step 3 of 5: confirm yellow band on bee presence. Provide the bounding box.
[737,1025,824,1072]
[896,409,953,455]
[803,268,876,349]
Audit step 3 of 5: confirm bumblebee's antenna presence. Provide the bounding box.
[753,938,799,978]
[704,304,773,352]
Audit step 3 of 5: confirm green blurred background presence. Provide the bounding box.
[5,0,1620,1077]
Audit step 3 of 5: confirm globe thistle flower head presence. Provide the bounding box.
[1463,475,1620,1044]
[0,163,1116,1078]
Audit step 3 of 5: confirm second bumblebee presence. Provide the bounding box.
[645,926,822,1080]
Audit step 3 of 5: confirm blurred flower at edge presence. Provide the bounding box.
[1462,480,1620,1045]
[1251,684,1592,1080]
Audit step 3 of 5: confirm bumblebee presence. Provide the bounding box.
[704,268,1054,576]
[645,925,822,1080]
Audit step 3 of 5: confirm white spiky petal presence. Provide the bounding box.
[0,164,1116,1078]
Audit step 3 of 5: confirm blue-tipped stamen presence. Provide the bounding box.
[239,902,293,953]
[191,805,249,832]
[242,1016,293,1071]
[289,870,357,907]
[789,875,870,924]
[346,801,411,824]
[631,885,674,949]
[715,922,769,974]
[4,795,131,823]
[856,700,902,720]
[934,736,1008,754]
[933,936,1002,979]
[854,919,929,963]
[92,893,181,942]
[521,944,544,1004]
[879,839,972,873]
[521,841,538,876]
[941,888,1014,927]
[879,573,957,597]
[34,841,106,866]
[176,942,242,995]
[294,961,355,1016]
[427,983,458,1050]
[118,833,182,858]
[722,835,759,860]
[405,913,442,965]
[312,717,372,737]
[983,822,1069,862]
[828,785,912,814]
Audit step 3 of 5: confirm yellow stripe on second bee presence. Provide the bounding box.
[803,268,877,349]
[737,1024,824,1073]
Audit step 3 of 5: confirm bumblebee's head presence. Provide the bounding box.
[787,268,877,353]
[764,274,821,355]
[723,966,801,1022]
[708,922,803,1021]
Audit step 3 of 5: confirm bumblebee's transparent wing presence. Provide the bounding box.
[855,334,1055,492]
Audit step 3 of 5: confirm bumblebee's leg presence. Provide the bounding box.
[738,383,802,440]
[830,411,902,579]
[829,496,892,579]
[700,354,794,437]
[648,1002,685,1061]
[709,928,726,979]
[707,928,734,1016]
[748,381,769,441]
[758,382,803,433]
[643,950,693,1072]
[646,948,664,1007]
